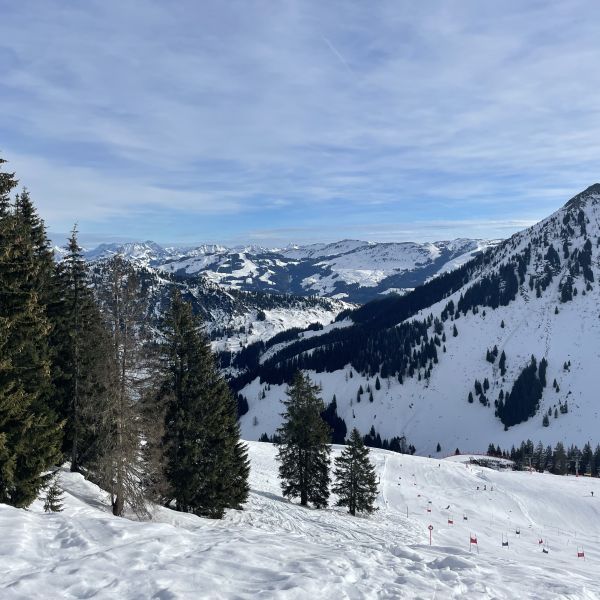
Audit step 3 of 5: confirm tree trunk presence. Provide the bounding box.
[112,494,124,516]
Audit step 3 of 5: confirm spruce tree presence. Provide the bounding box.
[332,428,379,516]
[276,371,330,508]
[159,290,249,518]
[43,474,64,512]
[50,226,109,472]
[0,159,62,506]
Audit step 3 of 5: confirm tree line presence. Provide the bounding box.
[0,156,248,518]
[488,439,600,476]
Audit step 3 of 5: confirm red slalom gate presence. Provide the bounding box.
[470,534,479,553]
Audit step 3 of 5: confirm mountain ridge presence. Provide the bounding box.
[72,237,499,304]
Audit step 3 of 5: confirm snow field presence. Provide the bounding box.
[1,442,600,598]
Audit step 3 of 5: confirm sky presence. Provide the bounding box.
[2,1,600,248]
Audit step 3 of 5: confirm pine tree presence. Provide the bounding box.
[499,350,506,376]
[49,226,110,472]
[332,428,379,516]
[321,396,347,444]
[43,474,64,512]
[276,372,330,508]
[0,160,62,506]
[159,290,249,518]
[0,315,33,505]
[553,442,568,475]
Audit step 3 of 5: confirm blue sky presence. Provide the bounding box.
[2,1,600,247]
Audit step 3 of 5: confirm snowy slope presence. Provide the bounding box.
[87,260,349,355]
[237,185,600,453]
[2,443,599,599]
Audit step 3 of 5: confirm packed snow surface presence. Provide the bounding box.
[2,443,599,599]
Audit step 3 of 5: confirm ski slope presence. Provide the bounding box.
[1,443,599,599]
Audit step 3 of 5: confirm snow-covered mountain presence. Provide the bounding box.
[82,238,498,304]
[3,443,598,598]
[232,185,600,454]
[84,240,186,265]
[87,260,349,358]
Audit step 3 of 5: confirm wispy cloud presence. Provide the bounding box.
[1,0,599,243]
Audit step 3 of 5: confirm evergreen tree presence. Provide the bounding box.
[0,159,62,506]
[321,396,347,444]
[332,428,379,516]
[43,474,64,512]
[499,350,506,376]
[276,372,330,508]
[553,442,568,475]
[0,315,33,505]
[159,290,249,518]
[49,226,110,472]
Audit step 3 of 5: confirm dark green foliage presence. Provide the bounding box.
[553,442,568,475]
[542,414,549,427]
[321,396,347,444]
[560,275,574,303]
[237,394,249,417]
[332,428,379,516]
[276,372,330,508]
[538,358,548,387]
[436,442,441,453]
[363,426,415,454]
[497,356,546,428]
[160,290,249,518]
[49,227,110,472]
[0,159,62,507]
[499,350,506,376]
[43,474,64,512]
[467,391,473,404]
[375,376,381,390]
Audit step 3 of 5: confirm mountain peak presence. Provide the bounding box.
[565,183,600,210]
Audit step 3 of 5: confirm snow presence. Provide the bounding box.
[210,305,347,354]
[85,238,497,302]
[239,190,600,454]
[2,443,599,598]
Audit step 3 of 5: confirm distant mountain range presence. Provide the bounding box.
[62,238,499,304]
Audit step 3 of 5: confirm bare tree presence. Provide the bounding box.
[95,256,150,517]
